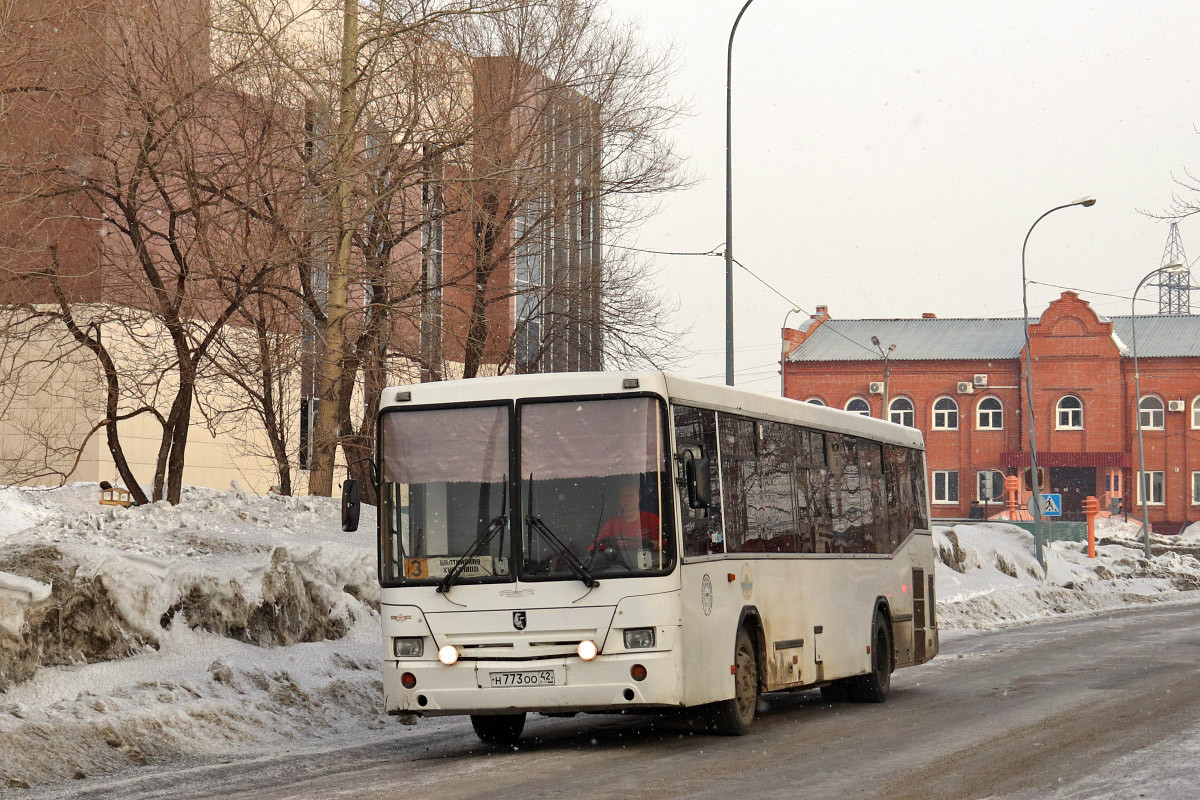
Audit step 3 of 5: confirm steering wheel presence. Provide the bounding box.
[593,540,641,572]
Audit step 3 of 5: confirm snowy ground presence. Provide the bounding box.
[2,485,1199,791]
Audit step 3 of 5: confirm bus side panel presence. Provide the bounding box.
[679,561,743,707]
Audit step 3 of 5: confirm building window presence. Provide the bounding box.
[299,397,318,470]
[977,470,1005,502]
[889,397,915,427]
[1056,395,1083,429]
[512,208,543,372]
[1137,471,1165,506]
[806,398,825,406]
[845,397,870,416]
[932,470,959,504]
[1138,396,1164,430]
[977,396,1003,430]
[1193,471,1200,505]
[932,397,959,430]
[1192,397,1200,430]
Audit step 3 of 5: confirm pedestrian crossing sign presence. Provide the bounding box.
[1041,493,1062,517]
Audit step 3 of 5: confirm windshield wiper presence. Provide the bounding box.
[526,516,599,588]
[525,474,598,588]
[437,480,507,595]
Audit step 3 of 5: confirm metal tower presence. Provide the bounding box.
[1156,223,1196,314]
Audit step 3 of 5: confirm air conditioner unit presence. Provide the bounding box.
[957,381,975,395]
[869,381,884,395]
[1169,400,1186,413]
[973,374,988,388]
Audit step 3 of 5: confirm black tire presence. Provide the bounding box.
[470,712,526,744]
[708,627,759,735]
[852,612,893,703]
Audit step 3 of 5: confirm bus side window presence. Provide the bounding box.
[673,405,723,557]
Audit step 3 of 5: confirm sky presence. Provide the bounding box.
[603,0,1200,393]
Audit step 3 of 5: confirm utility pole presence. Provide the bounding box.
[871,336,896,417]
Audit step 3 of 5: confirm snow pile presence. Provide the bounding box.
[934,522,1200,630]
[0,484,385,788]
[1,485,1199,791]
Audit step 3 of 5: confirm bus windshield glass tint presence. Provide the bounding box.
[520,397,675,579]
[379,405,510,584]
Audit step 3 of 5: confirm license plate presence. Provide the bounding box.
[488,670,555,687]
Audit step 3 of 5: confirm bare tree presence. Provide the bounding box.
[443,0,688,379]
[1,0,303,502]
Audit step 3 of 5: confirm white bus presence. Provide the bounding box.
[342,371,938,743]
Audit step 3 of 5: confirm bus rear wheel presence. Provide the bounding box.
[470,712,526,745]
[852,613,892,703]
[708,627,758,735]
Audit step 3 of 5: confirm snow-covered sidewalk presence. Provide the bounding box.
[1,484,1199,790]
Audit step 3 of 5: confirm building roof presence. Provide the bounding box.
[1109,315,1200,358]
[787,315,1200,362]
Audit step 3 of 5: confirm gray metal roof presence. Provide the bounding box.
[1109,316,1200,357]
[787,315,1200,362]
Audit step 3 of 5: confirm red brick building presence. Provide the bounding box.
[782,293,1200,532]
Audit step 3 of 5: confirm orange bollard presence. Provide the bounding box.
[1004,475,1020,518]
[1084,496,1099,558]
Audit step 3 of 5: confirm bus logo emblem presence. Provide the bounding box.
[513,611,527,630]
[701,575,713,616]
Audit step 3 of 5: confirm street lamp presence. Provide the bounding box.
[781,307,803,396]
[725,0,756,386]
[1021,196,1096,567]
[870,335,896,415]
[1131,262,1188,560]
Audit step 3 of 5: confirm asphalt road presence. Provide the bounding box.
[28,599,1200,800]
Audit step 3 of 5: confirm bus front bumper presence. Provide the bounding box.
[384,650,682,716]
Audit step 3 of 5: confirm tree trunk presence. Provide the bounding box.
[309,0,358,497]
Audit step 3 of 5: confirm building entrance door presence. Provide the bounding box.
[1049,467,1096,521]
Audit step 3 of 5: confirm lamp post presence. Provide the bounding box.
[1131,262,1188,560]
[1021,196,1096,567]
[780,306,803,397]
[725,0,756,386]
[871,335,896,415]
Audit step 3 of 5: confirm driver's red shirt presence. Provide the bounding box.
[595,511,660,551]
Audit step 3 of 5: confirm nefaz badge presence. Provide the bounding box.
[513,611,527,630]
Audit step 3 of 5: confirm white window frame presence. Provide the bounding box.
[932,470,959,504]
[976,396,1003,430]
[1056,395,1083,430]
[805,397,825,406]
[1136,470,1165,506]
[844,397,871,416]
[1192,397,1200,430]
[932,396,959,430]
[889,397,915,427]
[1193,471,1200,505]
[977,469,1005,502]
[1138,396,1165,431]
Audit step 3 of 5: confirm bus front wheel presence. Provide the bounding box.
[708,627,759,735]
[470,712,526,745]
[852,613,893,703]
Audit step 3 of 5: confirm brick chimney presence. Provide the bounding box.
[922,312,937,319]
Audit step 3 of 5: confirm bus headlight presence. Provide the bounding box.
[438,644,459,665]
[577,639,598,661]
[623,628,655,649]
[393,637,424,658]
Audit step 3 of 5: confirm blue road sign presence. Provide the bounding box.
[1041,493,1062,517]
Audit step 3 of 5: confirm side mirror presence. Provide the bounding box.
[685,457,712,509]
[341,479,361,532]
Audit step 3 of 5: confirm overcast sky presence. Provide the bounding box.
[604,0,1200,393]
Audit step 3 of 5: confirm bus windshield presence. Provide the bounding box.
[519,397,675,580]
[379,404,510,585]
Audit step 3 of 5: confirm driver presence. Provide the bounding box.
[594,481,660,556]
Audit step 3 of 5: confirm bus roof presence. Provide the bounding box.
[381,371,925,450]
